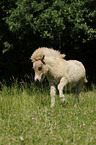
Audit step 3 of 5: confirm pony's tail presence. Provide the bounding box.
[84,77,88,83]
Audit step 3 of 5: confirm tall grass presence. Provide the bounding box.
[0,80,96,145]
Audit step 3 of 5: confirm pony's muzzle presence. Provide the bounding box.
[35,74,45,82]
[35,75,41,82]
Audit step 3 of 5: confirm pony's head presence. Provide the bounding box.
[32,56,48,82]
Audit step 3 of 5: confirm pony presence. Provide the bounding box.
[31,49,87,107]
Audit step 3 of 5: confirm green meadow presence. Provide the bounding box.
[0,80,96,145]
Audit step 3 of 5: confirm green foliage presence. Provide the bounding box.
[0,0,17,53]
[6,0,96,43]
[0,81,96,144]
[3,41,13,54]
[0,0,96,82]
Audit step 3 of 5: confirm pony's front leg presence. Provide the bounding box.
[49,83,56,107]
[58,77,68,102]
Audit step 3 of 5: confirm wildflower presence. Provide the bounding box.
[10,130,12,132]
[20,136,24,140]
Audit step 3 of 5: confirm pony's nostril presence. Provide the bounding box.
[35,79,39,82]
[35,76,41,82]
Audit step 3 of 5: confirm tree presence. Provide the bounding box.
[1,0,96,82]
[0,0,17,53]
[6,0,96,48]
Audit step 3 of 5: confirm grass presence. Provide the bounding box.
[0,80,96,145]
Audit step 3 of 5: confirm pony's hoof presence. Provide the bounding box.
[51,104,55,108]
[60,95,65,102]
[61,98,65,102]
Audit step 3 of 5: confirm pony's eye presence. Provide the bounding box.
[38,66,42,71]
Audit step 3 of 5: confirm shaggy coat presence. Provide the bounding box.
[31,55,87,107]
[31,47,65,61]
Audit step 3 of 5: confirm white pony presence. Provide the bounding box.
[31,48,87,107]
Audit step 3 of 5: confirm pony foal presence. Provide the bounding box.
[31,48,87,107]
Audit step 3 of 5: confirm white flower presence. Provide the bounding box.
[20,136,24,140]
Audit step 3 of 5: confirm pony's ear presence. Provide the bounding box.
[30,55,41,62]
[29,57,35,62]
[61,54,66,58]
[41,55,46,64]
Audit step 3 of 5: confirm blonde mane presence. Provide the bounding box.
[30,47,65,62]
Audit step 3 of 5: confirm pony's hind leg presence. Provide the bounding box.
[58,77,68,102]
[75,80,84,106]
